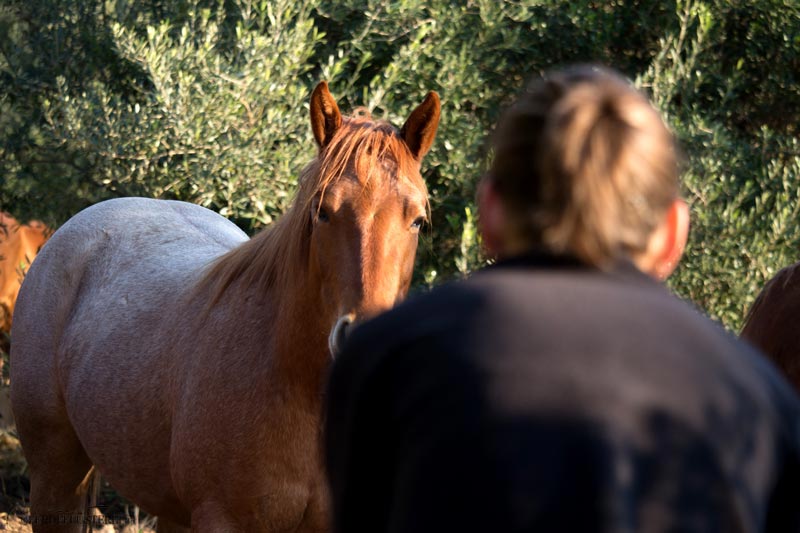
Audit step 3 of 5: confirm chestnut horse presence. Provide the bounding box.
[741,261,800,392]
[0,212,49,334]
[11,81,439,532]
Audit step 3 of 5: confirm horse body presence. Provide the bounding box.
[11,82,439,532]
[13,198,254,525]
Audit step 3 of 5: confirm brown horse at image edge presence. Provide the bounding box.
[742,261,800,392]
[10,81,439,532]
[0,212,49,335]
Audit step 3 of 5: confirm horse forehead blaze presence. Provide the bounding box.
[318,168,426,222]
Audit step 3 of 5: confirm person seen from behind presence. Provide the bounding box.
[325,64,800,532]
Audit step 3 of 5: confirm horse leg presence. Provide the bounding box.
[22,417,94,533]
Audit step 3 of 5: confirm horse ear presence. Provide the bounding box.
[400,91,440,160]
[310,81,342,149]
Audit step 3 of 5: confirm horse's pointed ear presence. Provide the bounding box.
[310,81,342,149]
[400,91,440,160]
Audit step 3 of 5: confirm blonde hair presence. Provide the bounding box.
[487,65,680,267]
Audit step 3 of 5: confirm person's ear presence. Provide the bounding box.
[477,178,506,258]
[649,198,690,280]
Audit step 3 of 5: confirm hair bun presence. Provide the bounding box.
[488,65,679,267]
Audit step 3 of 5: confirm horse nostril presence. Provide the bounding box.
[328,314,355,358]
[336,320,350,346]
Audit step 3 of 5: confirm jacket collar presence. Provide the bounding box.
[483,249,658,288]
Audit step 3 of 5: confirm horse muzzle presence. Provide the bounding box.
[328,313,355,358]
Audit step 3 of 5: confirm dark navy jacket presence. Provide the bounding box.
[326,252,800,532]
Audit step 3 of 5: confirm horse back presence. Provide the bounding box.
[14,196,247,385]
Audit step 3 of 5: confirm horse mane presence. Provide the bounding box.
[196,112,428,308]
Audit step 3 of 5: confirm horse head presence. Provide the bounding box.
[306,82,440,356]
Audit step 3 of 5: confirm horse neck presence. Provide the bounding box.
[217,224,332,391]
[263,262,333,405]
[275,267,329,346]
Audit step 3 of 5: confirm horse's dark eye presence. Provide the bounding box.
[411,216,426,230]
[316,208,330,223]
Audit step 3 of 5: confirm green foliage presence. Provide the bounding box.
[1,0,798,332]
[639,0,800,330]
[42,0,326,227]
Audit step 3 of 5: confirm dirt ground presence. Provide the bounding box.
[0,516,154,533]
[0,484,156,532]
[1,513,31,533]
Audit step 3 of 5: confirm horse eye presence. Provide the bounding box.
[411,216,426,230]
[313,207,330,224]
